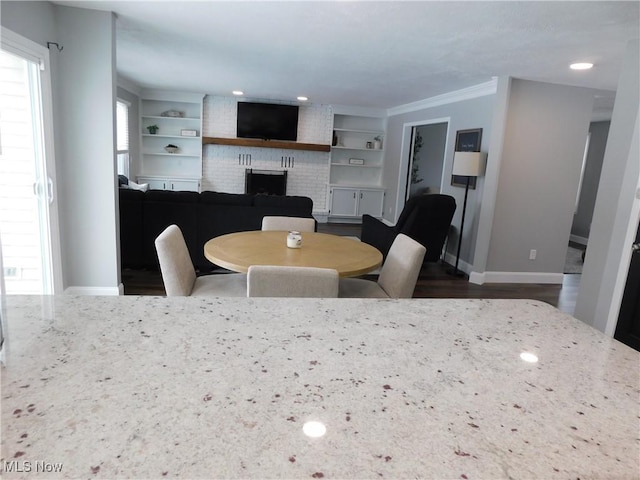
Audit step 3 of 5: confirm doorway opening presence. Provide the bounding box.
[405,122,449,202]
[564,122,609,279]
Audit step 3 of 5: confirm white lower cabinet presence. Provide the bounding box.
[329,186,384,218]
[137,176,200,192]
[358,189,385,217]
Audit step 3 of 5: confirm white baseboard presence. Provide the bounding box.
[439,254,562,285]
[443,252,472,275]
[570,234,588,246]
[65,284,124,296]
[313,211,329,223]
[327,217,362,224]
[469,271,564,285]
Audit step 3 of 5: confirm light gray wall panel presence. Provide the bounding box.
[485,79,594,273]
[0,1,56,47]
[53,5,118,290]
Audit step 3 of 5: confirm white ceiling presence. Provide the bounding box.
[54,1,639,111]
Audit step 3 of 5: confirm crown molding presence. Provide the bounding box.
[332,104,388,118]
[387,79,498,117]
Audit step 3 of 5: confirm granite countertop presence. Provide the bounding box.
[1,296,638,479]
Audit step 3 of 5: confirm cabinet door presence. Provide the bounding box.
[357,189,384,217]
[170,180,199,192]
[139,178,167,190]
[330,188,358,216]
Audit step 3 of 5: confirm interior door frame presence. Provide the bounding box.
[606,184,640,336]
[614,219,640,350]
[1,27,63,293]
[395,117,450,222]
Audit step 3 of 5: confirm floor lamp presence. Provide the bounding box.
[448,151,487,276]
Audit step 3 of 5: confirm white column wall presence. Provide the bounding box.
[54,5,119,294]
[483,80,594,280]
[575,39,640,333]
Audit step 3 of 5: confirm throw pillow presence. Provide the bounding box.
[128,180,149,192]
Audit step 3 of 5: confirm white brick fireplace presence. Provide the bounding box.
[202,96,333,214]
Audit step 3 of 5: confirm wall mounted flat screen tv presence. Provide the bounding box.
[237,102,299,141]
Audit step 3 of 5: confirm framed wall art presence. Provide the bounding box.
[451,128,482,189]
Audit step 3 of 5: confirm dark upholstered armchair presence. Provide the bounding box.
[361,194,456,262]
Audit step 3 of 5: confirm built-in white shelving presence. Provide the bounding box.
[138,90,204,192]
[328,113,386,219]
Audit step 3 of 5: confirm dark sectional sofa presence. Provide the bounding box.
[119,189,314,272]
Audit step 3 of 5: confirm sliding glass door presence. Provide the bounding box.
[0,29,61,294]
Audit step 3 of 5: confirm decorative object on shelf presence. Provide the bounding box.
[374,136,383,150]
[164,144,179,154]
[349,158,365,165]
[161,110,184,118]
[366,141,373,149]
[448,151,487,277]
[451,128,483,189]
[147,125,159,135]
[181,129,197,137]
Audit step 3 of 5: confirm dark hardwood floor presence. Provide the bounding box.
[123,222,579,315]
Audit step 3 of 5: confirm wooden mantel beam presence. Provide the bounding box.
[202,137,331,152]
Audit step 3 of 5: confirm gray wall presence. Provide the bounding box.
[55,5,118,291]
[384,95,495,266]
[484,79,594,274]
[0,1,57,46]
[575,39,640,333]
[2,2,120,292]
[571,121,610,241]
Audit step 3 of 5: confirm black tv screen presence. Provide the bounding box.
[237,102,299,141]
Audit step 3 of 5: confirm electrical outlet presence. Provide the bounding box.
[529,249,537,260]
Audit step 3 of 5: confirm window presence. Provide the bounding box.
[116,99,130,177]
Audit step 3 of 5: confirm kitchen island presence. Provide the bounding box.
[1,296,638,478]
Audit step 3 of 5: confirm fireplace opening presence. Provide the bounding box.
[245,169,287,196]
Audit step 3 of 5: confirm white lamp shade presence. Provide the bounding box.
[452,151,487,177]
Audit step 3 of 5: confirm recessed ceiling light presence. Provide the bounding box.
[297,96,308,101]
[232,90,244,96]
[570,63,594,70]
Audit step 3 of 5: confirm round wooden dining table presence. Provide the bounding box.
[204,231,382,277]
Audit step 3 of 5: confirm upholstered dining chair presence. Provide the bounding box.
[261,216,316,232]
[247,265,339,297]
[155,224,246,297]
[339,233,426,299]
